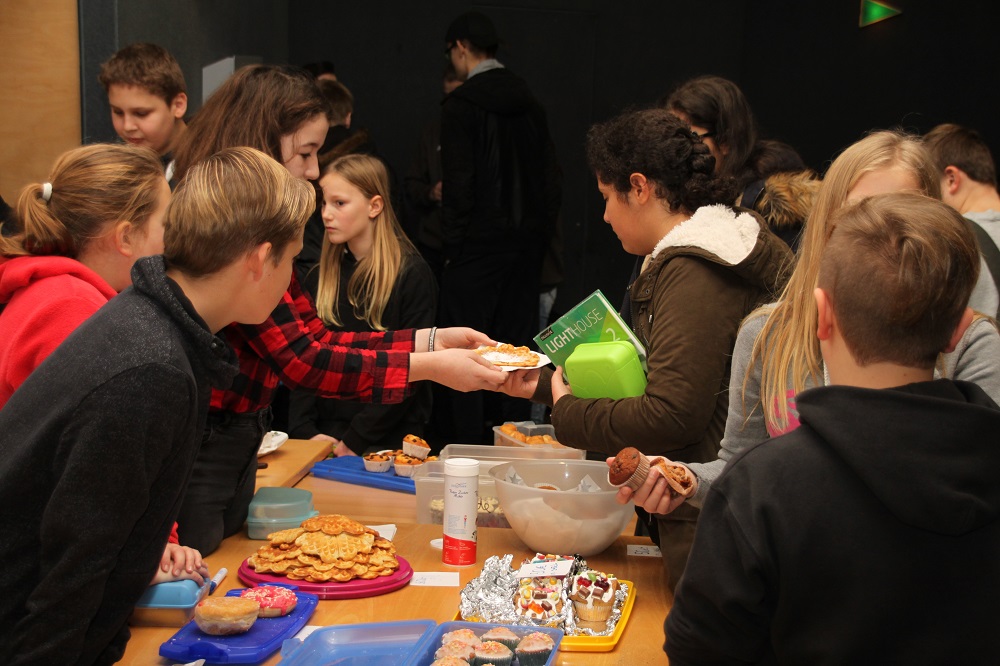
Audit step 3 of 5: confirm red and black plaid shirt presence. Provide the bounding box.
[210,273,414,414]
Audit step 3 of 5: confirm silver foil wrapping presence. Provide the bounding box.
[458,554,628,637]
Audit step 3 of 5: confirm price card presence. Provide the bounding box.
[627,544,662,558]
[411,571,460,587]
[516,558,575,579]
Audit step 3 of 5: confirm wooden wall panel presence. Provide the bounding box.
[0,0,81,203]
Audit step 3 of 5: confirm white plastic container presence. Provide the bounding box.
[442,458,479,566]
[414,461,507,528]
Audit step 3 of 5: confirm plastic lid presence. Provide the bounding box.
[248,487,314,519]
[444,457,479,477]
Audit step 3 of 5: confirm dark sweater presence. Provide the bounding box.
[288,249,436,453]
[665,380,1000,665]
[0,256,238,665]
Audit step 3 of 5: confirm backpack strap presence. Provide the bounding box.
[970,220,1000,319]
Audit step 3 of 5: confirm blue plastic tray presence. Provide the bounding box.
[311,457,416,494]
[404,621,563,666]
[277,619,436,665]
[159,584,319,664]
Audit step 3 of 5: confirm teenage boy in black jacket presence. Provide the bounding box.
[666,193,1000,664]
[0,147,314,665]
[437,10,562,442]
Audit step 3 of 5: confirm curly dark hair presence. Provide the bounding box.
[586,108,739,213]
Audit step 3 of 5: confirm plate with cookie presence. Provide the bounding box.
[239,514,413,599]
[476,343,550,371]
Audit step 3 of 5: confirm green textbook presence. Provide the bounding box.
[534,290,647,371]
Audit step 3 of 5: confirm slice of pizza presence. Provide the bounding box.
[476,343,540,367]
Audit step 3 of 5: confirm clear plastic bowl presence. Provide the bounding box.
[488,460,633,556]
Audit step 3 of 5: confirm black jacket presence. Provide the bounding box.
[440,67,561,258]
[0,256,238,665]
[288,250,436,453]
[666,380,1000,664]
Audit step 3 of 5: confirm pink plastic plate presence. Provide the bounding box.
[237,555,413,600]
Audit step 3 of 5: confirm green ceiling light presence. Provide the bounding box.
[860,0,902,27]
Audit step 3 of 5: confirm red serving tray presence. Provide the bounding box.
[237,555,413,600]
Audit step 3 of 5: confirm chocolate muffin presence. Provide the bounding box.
[608,447,650,491]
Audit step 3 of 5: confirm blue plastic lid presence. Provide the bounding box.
[278,619,436,666]
[159,585,318,664]
[134,579,205,609]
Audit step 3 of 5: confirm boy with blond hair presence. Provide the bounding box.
[666,192,1000,664]
[0,147,314,664]
[99,42,188,167]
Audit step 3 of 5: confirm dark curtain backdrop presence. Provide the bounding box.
[79,0,1000,310]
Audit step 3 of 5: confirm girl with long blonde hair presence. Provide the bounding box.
[288,153,437,455]
[624,129,1000,515]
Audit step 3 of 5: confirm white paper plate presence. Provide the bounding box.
[258,430,289,457]
[477,346,551,372]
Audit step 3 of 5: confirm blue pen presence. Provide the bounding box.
[208,567,228,594]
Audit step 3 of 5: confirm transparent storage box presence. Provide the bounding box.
[246,486,319,539]
[416,445,585,528]
[493,420,578,450]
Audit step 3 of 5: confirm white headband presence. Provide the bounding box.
[41,182,52,202]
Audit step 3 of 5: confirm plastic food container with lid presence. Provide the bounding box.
[246,486,319,539]
[130,579,208,627]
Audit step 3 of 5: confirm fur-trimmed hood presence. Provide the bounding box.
[647,204,791,292]
[759,170,821,231]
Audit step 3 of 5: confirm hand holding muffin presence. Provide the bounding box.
[607,447,697,515]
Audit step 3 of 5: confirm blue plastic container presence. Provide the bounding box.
[130,579,208,626]
[246,487,319,539]
[311,456,417,494]
[160,584,318,664]
[277,619,436,665]
[405,621,563,666]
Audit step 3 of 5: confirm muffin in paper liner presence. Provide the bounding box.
[607,447,651,492]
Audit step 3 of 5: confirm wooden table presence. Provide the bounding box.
[121,523,670,665]
[294,471,419,524]
[255,438,332,490]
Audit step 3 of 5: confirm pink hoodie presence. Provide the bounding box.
[0,255,117,408]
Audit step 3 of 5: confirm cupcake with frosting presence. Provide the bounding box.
[570,570,618,622]
[472,640,512,666]
[514,632,555,666]
[434,641,476,662]
[480,626,519,650]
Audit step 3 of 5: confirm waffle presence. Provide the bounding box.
[249,514,400,583]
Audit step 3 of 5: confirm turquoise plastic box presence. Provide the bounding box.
[564,340,647,399]
[246,487,319,539]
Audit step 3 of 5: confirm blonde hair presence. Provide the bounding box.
[314,153,416,330]
[1,144,164,259]
[164,147,314,278]
[750,130,941,431]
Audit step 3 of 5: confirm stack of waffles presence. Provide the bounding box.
[248,514,399,583]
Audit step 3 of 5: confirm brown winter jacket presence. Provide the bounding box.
[533,204,792,464]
